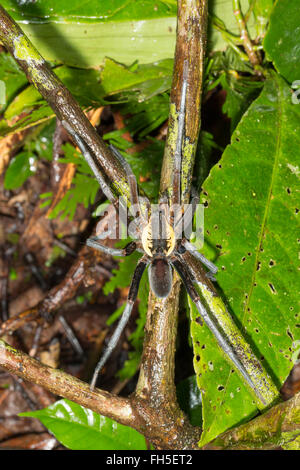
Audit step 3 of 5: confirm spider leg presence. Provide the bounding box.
[182,239,218,276]
[171,60,189,222]
[62,120,116,204]
[170,255,267,405]
[173,190,200,243]
[109,145,150,222]
[90,256,149,389]
[86,236,136,257]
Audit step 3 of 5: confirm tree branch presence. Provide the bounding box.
[0,1,208,450]
[0,339,134,426]
[0,5,130,202]
[135,0,208,446]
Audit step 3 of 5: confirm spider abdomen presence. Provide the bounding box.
[148,258,173,298]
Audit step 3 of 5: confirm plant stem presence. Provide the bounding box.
[232,0,261,67]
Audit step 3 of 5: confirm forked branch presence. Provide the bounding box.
[0,1,207,450]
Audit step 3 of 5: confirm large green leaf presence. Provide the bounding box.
[191,74,300,446]
[264,0,300,83]
[20,399,147,450]
[204,392,300,450]
[1,0,257,67]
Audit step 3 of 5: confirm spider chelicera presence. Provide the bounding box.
[62,64,264,402]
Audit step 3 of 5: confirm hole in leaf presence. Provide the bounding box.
[287,329,294,340]
[268,283,277,294]
[218,385,225,391]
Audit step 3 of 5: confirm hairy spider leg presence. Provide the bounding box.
[171,59,189,225]
[182,240,218,275]
[170,255,267,405]
[172,191,218,278]
[61,120,116,204]
[86,237,136,257]
[90,256,149,389]
[109,145,150,228]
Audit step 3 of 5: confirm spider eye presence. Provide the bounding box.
[148,258,173,298]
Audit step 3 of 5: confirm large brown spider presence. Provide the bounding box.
[62,64,264,403]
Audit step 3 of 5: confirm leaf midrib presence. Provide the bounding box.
[242,78,283,326]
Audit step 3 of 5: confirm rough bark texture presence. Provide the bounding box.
[0,1,208,450]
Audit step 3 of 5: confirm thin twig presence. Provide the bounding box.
[232,0,261,67]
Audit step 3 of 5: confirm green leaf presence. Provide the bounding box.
[264,0,300,83]
[193,74,300,446]
[20,399,147,450]
[176,376,202,427]
[205,392,300,450]
[101,58,173,102]
[2,0,177,23]
[4,151,35,189]
[1,0,257,68]
[220,73,262,131]
[0,52,28,112]
[253,0,274,38]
